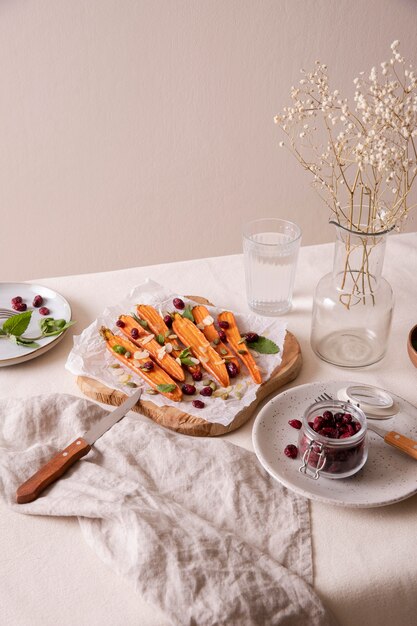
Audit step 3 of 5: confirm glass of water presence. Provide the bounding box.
[243,218,301,315]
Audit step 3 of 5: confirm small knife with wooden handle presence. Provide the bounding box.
[16,388,142,504]
[368,423,417,460]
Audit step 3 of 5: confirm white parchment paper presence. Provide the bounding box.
[66,279,286,426]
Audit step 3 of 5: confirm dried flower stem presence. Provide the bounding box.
[275,41,417,306]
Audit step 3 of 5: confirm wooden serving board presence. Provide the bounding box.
[77,297,302,437]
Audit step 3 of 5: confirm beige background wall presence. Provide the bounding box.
[1,0,416,281]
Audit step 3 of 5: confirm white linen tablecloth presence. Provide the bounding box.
[1,233,417,626]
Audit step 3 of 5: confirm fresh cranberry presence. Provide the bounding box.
[323,410,333,420]
[334,412,344,422]
[308,421,314,429]
[182,384,196,395]
[319,427,338,439]
[11,296,23,305]
[141,361,154,371]
[116,319,125,328]
[284,444,298,459]
[164,314,173,328]
[245,332,259,343]
[130,328,139,339]
[32,295,43,307]
[218,329,227,342]
[218,320,229,329]
[342,412,353,424]
[200,386,213,397]
[288,419,302,430]
[354,421,362,433]
[39,307,50,316]
[173,298,185,310]
[192,400,205,409]
[313,416,325,431]
[12,302,27,312]
[226,362,238,378]
[191,370,203,382]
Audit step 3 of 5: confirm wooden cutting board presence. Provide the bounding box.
[77,297,302,436]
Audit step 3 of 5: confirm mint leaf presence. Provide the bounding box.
[182,306,194,322]
[9,335,40,349]
[39,318,75,337]
[249,336,279,354]
[156,384,176,393]
[131,313,143,325]
[0,328,6,336]
[178,347,194,366]
[178,348,195,365]
[2,311,32,336]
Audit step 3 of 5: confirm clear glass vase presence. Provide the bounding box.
[310,221,394,367]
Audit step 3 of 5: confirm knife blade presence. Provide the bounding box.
[16,388,142,504]
[368,423,417,460]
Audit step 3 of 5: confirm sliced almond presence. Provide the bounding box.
[168,334,177,339]
[213,385,232,397]
[165,343,173,354]
[157,346,167,360]
[141,334,155,345]
[134,350,149,360]
[203,315,214,326]
[190,357,200,364]
[196,323,205,330]
[176,357,182,365]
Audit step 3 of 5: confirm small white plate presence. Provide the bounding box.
[252,381,417,508]
[0,282,71,367]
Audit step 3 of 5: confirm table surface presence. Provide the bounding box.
[1,233,417,626]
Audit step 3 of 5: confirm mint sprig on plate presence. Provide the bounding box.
[0,311,75,349]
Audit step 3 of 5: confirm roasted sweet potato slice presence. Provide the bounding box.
[136,304,202,378]
[118,315,185,382]
[192,305,240,372]
[172,314,230,387]
[100,327,182,402]
[217,311,262,384]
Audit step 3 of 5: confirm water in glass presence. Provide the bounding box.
[243,219,301,316]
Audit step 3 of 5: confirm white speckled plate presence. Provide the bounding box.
[0,283,71,367]
[252,381,417,508]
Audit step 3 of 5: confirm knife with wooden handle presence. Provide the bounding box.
[368,424,417,460]
[16,388,142,504]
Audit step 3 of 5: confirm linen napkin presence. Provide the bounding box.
[0,394,336,626]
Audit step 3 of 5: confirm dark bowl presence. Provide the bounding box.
[407,324,417,368]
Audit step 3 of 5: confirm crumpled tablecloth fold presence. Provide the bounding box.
[0,394,336,626]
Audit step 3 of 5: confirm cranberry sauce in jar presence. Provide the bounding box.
[298,400,368,479]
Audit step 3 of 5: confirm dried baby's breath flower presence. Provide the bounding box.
[275,41,417,234]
